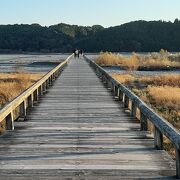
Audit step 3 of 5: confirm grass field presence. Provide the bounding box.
[96,52,180,71]
[0,73,44,107]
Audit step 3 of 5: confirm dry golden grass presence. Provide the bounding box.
[141,74,180,87]
[96,52,140,71]
[111,73,180,87]
[96,52,123,66]
[0,73,44,107]
[142,58,178,67]
[126,54,140,71]
[96,52,180,70]
[111,73,135,84]
[147,86,180,109]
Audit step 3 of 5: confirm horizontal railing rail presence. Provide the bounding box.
[0,54,73,131]
[84,55,180,178]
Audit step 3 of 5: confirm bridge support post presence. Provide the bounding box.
[99,71,102,79]
[118,89,123,101]
[101,75,104,83]
[110,82,114,92]
[154,127,163,150]
[103,77,108,85]
[46,80,49,88]
[42,82,46,93]
[96,68,100,77]
[124,95,129,108]
[6,112,14,130]
[27,94,34,108]
[114,85,118,98]
[140,111,148,131]
[19,101,27,119]
[52,74,56,81]
[33,89,39,102]
[48,77,52,86]
[175,148,180,178]
[55,71,58,78]
[131,101,137,117]
[38,85,43,96]
[107,81,111,90]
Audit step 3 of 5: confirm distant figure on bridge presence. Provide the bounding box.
[73,49,77,58]
[76,50,79,58]
[73,49,83,58]
[73,49,79,58]
[79,50,83,55]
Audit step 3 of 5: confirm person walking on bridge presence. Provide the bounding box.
[73,49,77,58]
[75,50,79,58]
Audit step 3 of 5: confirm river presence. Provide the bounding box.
[0,53,179,75]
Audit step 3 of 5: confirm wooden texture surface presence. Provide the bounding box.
[0,57,176,179]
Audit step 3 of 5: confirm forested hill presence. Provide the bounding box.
[0,20,180,53]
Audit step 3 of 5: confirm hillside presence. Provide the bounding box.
[0,20,180,53]
[76,20,180,52]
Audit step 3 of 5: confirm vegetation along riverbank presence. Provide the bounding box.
[96,50,180,71]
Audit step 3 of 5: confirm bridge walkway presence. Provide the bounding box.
[0,57,175,179]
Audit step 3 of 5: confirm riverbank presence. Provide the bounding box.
[96,52,180,71]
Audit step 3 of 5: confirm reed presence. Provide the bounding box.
[96,52,180,70]
[0,73,44,107]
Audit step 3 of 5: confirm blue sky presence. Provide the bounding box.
[0,0,180,27]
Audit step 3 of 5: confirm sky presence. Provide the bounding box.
[0,0,180,27]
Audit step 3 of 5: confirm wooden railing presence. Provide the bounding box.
[0,54,73,131]
[84,55,180,178]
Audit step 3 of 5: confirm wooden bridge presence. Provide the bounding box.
[0,55,179,179]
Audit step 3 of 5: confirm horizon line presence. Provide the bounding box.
[0,19,179,28]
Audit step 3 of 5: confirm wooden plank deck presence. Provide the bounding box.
[0,57,176,179]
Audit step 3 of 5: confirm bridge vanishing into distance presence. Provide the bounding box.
[0,55,179,179]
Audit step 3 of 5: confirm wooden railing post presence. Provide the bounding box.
[154,127,163,150]
[96,68,101,77]
[28,94,34,108]
[6,112,14,130]
[114,85,118,98]
[103,76,108,85]
[48,77,52,86]
[101,75,105,83]
[175,148,180,178]
[124,95,129,108]
[52,74,56,81]
[33,89,38,102]
[55,71,58,78]
[107,81,112,90]
[46,79,49,88]
[19,101,27,119]
[42,82,47,93]
[118,89,123,101]
[140,111,148,131]
[38,85,43,96]
[131,101,137,117]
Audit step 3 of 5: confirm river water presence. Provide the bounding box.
[0,54,179,75]
[0,54,70,73]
